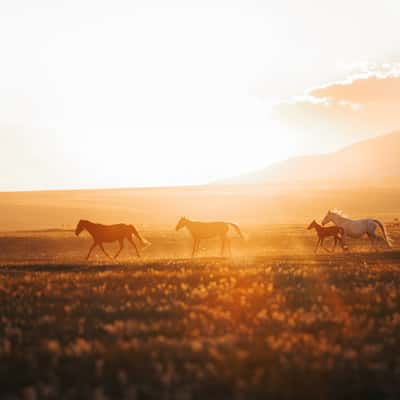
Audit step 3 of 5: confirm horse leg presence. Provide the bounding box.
[321,237,331,253]
[196,240,201,254]
[127,236,140,257]
[341,235,348,252]
[368,233,378,252]
[332,236,338,252]
[227,238,232,257]
[192,239,198,258]
[114,239,124,259]
[86,242,97,260]
[314,238,321,253]
[99,243,112,259]
[221,235,226,256]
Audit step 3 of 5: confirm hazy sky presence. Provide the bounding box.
[1,0,400,190]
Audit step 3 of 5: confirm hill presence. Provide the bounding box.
[221,130,400,184]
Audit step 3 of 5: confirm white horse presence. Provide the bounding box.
[321,210,392,250]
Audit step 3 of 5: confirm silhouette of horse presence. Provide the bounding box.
[322,209,392,251]
[307,219,344,253]
[175,217,244,257]
[75,219,149,260]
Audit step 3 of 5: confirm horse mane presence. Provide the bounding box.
[330,209,347,217]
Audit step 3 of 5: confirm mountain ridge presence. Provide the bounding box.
[219,130,400,184]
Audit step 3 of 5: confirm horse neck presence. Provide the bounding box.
[313,222,323,232]
[82,220,96,234]
[184,219,195,232]
[331,213,348,226]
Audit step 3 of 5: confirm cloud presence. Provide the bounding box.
[272,63,400,151]
[294,63,400,107]
[311,76,400,105]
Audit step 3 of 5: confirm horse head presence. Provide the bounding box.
[75,219,87,236]
[321,211,332,226]
[307,220,317,230]
[175,217,188,231]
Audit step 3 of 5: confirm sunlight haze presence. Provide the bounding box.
[1,0,400,190]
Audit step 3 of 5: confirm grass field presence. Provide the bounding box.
[1,226,400,399]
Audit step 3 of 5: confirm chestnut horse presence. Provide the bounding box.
[75,219,149,260]
[175,217,244,257]
[307,219,344,253]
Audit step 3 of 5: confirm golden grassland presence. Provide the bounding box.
[1,183,400,231]
[0,226,400,399]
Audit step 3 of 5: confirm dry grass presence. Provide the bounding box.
[0,227,399,399]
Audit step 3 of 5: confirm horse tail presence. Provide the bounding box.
[373,219,393,248]
[228,223,244,240]
[130,224,151,247]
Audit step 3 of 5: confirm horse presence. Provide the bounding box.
[75,219,149,260]
[175,217,244,257]
[307,219,344,253]
[321,210,392,251]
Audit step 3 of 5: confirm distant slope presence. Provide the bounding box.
[221,131,400,184]
[1,183,400,231]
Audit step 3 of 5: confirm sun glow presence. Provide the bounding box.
[48,7,295,188]
[1,1,400,190]
[0,4,296,190]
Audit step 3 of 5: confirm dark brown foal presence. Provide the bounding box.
[307,220,344,253]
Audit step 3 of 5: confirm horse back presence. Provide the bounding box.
[190,221,229,238]
[319,226,343,237]
[91,223,132,242]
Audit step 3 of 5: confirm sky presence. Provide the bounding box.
[1,0,400,190]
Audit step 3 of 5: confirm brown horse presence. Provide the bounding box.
[307,219,344,253]
[75,219,149,260]
[175,217,244,257]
